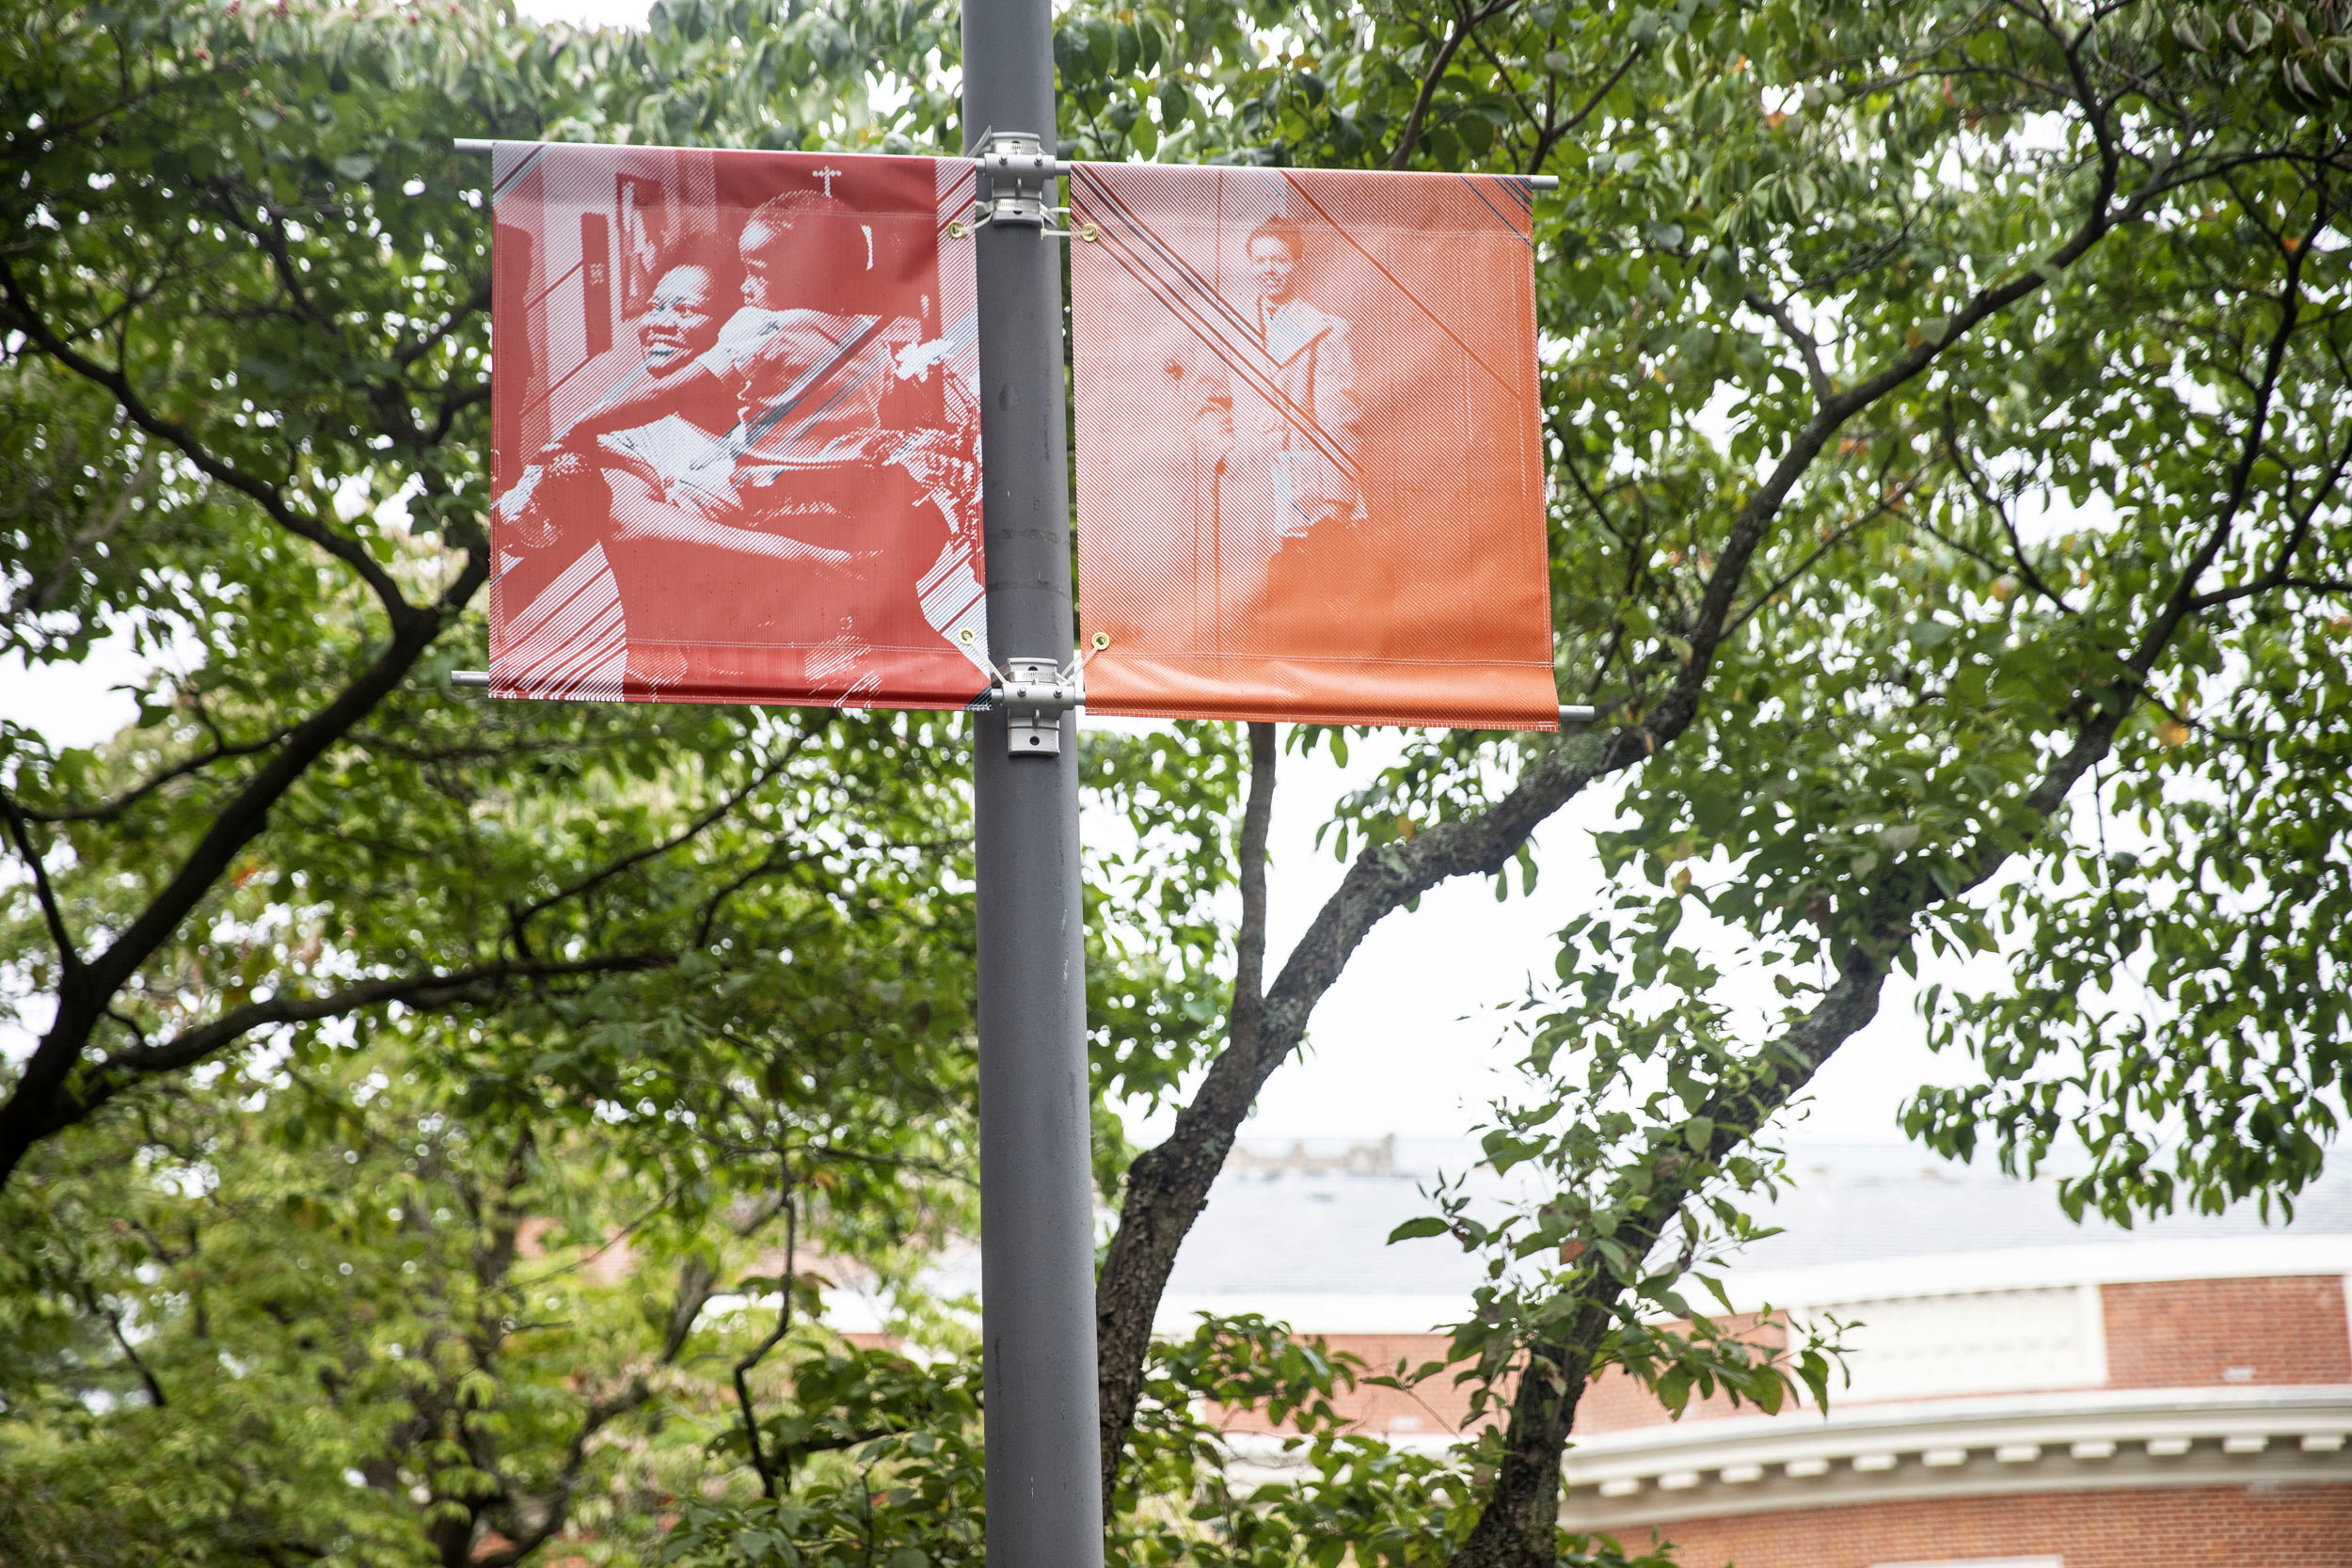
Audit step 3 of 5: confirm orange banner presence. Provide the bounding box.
[1069,165,1558,730]
[488,144,992,710]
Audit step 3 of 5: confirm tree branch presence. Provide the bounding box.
[733,1188,799,1497]
[1455,940,1894,1567]
[1546,46,1643,150]
[0,529,487,1192]
[5,948,660,1172]
[82,1284,169,1410]
[1387,0,1516,170]
[2016,198,2310,825]
[18,451,160,618]
[13,725,297,825]
[1941,396,2079,613]
[1724,469,1921,639]
[1746,285,1836,404]
[0,260,421,626]
[470,1252,720,1568]
[1099,720,1278,1507]
[1232,723,1277,1033]
[398,278,493,370]
[0,793,81,975]
[512,725,818,932]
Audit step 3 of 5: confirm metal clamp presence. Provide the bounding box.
[951,132,1096,242]
[997,657,1081,757]
[976,131,1053,228]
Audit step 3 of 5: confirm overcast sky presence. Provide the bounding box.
[520,0,655,27]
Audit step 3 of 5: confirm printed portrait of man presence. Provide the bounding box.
[489,147,987,710]
[1071,163,1557,730]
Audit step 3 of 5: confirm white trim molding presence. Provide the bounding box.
[1557,1386,2352,1530]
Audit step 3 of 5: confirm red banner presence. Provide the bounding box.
[1069,165,1558,730]
[488,144,992,710]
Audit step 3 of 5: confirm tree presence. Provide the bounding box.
[0,2,1227,1560]
[0,3,989,1560]
[8,0,2352,1565]
[1056,2,2352,1560]
[0,0,1006,1185]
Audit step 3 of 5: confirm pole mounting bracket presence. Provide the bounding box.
[974,131,1053,229]
[998,657,1081,756]
[954,132,1095,241]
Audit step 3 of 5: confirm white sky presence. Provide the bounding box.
[517,0,654,27]
[1152,732,1963,1147]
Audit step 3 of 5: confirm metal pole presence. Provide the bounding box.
[961,1,1104,1564]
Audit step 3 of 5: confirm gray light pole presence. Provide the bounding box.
[453,45,1576,1565]
[961,1,1105,1564]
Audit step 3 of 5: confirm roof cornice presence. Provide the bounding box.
[1555,1385,2352,1529]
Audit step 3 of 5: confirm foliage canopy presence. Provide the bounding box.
[4,0,2349,1564]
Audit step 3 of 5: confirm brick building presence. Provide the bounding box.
[1149,1139,2352,1566]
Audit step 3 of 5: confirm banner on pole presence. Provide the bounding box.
[1069,164,1558,730]
[488,144,992,709]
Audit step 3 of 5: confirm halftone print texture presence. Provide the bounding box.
[1070,164,1558,730]
[488,143,991,710]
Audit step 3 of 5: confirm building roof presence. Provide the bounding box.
[1733,1141,2352,1270]
[839,1136,2352,1337]
[1149,1137,2352,1333]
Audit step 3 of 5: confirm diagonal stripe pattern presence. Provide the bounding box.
[1070,163,1558,731]
[487,142,991,712]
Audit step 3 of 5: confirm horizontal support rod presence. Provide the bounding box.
[444,138,1560,190]
[444,668,1081,710]
[448,673,1595,729]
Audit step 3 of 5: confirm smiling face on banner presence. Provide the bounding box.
[1068,164,1558,732]
[486,144,992,710]
[637,262,729,372]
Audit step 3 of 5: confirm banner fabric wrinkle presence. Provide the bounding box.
[488,142,993,710]
[1068,163,1559,731]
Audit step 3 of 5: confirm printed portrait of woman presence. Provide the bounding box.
[488,145,990,711]
[1188,214,1376,651]
[491,235,743,701]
